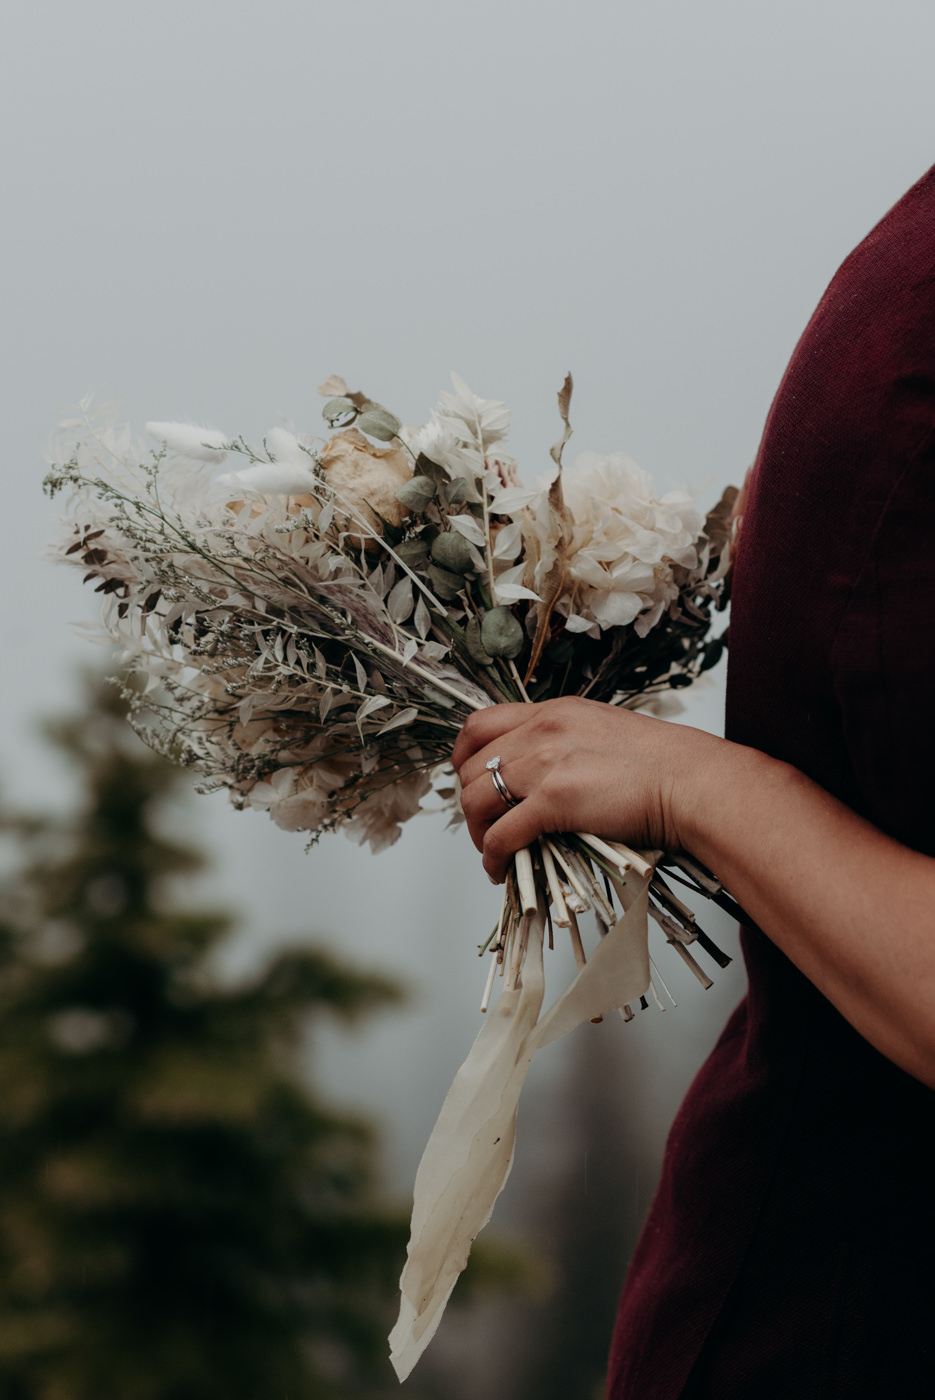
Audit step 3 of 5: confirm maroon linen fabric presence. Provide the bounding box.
[607,167,935,1399]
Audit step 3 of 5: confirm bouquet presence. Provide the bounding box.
[45,374,738,1378]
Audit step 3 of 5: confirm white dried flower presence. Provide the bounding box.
[345,768,434,852]
[48,383,727,874]
[405,418,460,469]
[216,462,317,495]
[435,374,510,451]
[145,421,230,460]
[560,451,703,637]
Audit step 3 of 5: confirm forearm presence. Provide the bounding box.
[677,737,935,1087]
[454,699,935,1085]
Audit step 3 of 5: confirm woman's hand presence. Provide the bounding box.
[454,694,935,1086]
[451,697,723,882]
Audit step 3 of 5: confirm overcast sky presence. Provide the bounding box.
[3,0,935,1197]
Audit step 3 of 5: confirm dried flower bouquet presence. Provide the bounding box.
[45,374,738,1379]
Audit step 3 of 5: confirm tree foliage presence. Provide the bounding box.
[0,680,410,1399]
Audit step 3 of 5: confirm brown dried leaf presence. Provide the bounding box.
[701,483,740,592]
[703,483,739,558]
[549,372,574,469]
[524,422,575,683]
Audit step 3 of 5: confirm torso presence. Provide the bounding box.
[607,165,935,1400]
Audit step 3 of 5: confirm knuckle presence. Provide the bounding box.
[539,766,571,810]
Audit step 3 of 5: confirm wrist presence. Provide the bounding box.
[668,730,778,860]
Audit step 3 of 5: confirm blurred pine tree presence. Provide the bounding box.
[0,680,412,1399]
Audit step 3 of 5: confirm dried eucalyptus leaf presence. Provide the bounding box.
[481,606,525,659]
[465,616,494,665]
[322,396,358,428]
[428,563,466,601]
[415,452,449,485]
[441,478,471,506]
[396,476,437,512]
[430,532,473,575]
[358,408,402,442]
[395,538,430,567]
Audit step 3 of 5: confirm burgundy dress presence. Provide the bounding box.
[607,166,935,1399]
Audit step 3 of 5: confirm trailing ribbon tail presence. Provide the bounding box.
[389,861,656,1382]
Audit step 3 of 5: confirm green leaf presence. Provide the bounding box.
[395,538,430,567]
[464,617,494,665]
[481,606,525,659]
[441,478,472,506]
[395,476,437,512]
[430,532,473,575]
[321,396,358,427]
[357,408,402,441]
[428,563,466,602]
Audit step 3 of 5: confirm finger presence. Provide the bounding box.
[480,795,554,883]
[460,761,526,831]
[450,703,539,773]
[457,730,545,795]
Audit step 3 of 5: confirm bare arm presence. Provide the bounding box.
[452,698,935,1089]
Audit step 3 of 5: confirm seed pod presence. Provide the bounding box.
[430,531,473,575]
[357,408,402,441]
[481,606,525,659]
[395,476,437,513]
[464,616,494,666]
[321,397,358,427]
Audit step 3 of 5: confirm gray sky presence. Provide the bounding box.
[3,0,935,1194]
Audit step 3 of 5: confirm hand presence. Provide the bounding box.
[451,696,720,882]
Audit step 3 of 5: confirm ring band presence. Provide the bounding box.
[486,754,519,809]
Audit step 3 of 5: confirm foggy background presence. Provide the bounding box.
[3,0,934,1389]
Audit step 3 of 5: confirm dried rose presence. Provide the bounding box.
[319,427,412,545]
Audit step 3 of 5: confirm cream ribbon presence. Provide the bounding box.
[389,862,655,1381]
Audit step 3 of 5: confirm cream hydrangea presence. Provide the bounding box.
[559,451,703,638]
[345,766,434,852]
[246,745,434,853]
